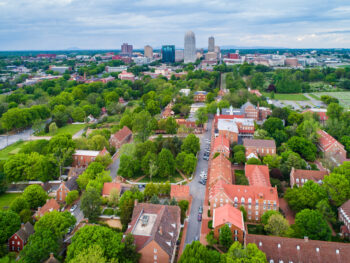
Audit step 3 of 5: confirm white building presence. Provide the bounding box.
[105,66,128,73]
[184,31,196,63]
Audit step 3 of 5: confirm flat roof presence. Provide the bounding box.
[74,150,100,157]
[132,213,157,236]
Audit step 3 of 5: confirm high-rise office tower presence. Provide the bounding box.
[144,45,153,58]
[161,45,175,63]
[121,43,133,56]
[184,31,196,64]
[208,36,215,52]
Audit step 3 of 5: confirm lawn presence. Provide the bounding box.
[139,173,183,184]
[307,93,320,100]
[313,91,350,108]
[0,140,28,160]
[0,193,22,210]
[42,124,86,136]
[273,93,309,101]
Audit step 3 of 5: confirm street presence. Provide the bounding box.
[184,117,213,245]
[109,152,121,180]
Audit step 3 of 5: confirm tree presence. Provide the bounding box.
[234,151,246,164]
[0,210,21,243]
[178,241,221,263]
[19,229,59,263]
[179,200,189,224]
[71,107,85,122]
[150,194,160,204]
[66,190,79,205]
[157,148,175,178]
[263,155,281,169]
[118,155,141,179]
[144,182,159,199]
[261,210,281,225]
[119,190,144,230]
[327,102,343,120]
[0,171,6,195]
[322,173,350,206]
[22,184,48,209]
[251,72,265,89]
[10,196,30,213]
[293,209,331,241]
[70,244,107,263]
[264,214,289,236]
[316,199,336,224]
[132,110,152,142]
[95,153,113,168]
[263,117,284,135]
[34,211,76,239]
[181,134,200,155]
[49,122,58,135]
[108,188,120,207]
[219,224,233,250]
[19,209,32,224]
[81,188,102,222]
[195,107,208,126]
[246,158,261,165]
[164,117,177,134]
[176,152,197,176]
[223,242,267,263]
[287,136,317,161]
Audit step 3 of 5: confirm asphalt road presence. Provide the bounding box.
[71,200,84,225]
[184,117,213,245]
[109,152,121,180]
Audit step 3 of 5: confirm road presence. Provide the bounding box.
[109,152,121,180]
[71,200,84,225]
[0,128,33,150]
[184,117,213,245]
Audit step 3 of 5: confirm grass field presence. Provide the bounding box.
[0,193,21,210]
[0,141,28,160]
[263,92,309,101]
[307,93,320,100]
[43,124,86,136]
[312,92,350,108]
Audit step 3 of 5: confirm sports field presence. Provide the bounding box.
[312,92,350,108]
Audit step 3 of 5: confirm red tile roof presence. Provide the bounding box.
[34,199,60,218]
[111,126,132,143]
[291,168,328,182]
[243,139,276,148]
[317,129,344,152]
[213,204,244,230]
[170,185,190,200]
[245,164,271,187]
[102,182,121,196]
[213,134,230,153]
[209,154,232,186]
[247,234,350,263]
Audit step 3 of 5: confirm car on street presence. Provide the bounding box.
[70,204,77,213]
[198,206,203,214]
[197,213,202,221]
[199,179,206,185]
[194,236,199,241]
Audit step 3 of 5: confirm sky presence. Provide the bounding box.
[0,0,350,50]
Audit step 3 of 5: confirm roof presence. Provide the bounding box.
[14,222,34,242]
[194,91,208,95]
[245,164,271,187]
[303,108,328,121]
[102,182,121,196]
[34,199,60,218]
[73,150,100,157]
[44,253,60,263]
[65,176,78,191]
[213,134,230,153]
[291,168,328,183]
[213,204,244,230]
[247,234,350,263]
[209,154,232,186]
[340,200,350,218]
[241,101,255,110]
[317,130,344,152]
[243,139,276,148]
[170,185,190,199]
[111,126,132,142]
[126,203,180,257]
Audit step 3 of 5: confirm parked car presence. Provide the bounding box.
[70,204,77,213]
[198,206,203,214]
[198,213,202,221]
[194,236,199,241]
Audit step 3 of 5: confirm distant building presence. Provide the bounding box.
[162,45,175,63]
[208,154,232,187]
[219,102,271,121]
[118,71,135,82]
[44,253,60,263]
[56,176,79,202]
[194,91,208,102]
[121,43,133,56]
[317,129,347,166]
[102,182,121,197]
[179,88,190,96]
[290,168,328,188]
[34,199,60,219]
[170,185,190,202]
[175,50,184,62]
[8,222,34,252]
[144,45,153,58]
[243,139,276,158]
[339,199,350,238]
[213,204,245,243]
[125,203,181,263]
[303,108,328,125]
[49,66,70,74]
[133,57,151,65]
[37,54,56,59]
[109,126,133,149]
[105,66,128,73]
[285,58,299,67]
[184,31,196,64]
[216,118,255,143]
[208,36,215,52]
[205,52,218,61]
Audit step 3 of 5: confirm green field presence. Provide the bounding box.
[312,92,350,108]
[263,92,309,101]
[0,193,22,210]
[43,124,86,136]
[307,93,320,100]
[0,141,28,160]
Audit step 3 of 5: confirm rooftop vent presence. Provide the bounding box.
[141,215,149,226]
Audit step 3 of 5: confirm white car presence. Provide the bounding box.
[70,204,77,213]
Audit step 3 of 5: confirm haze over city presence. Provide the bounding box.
[1,0,350,50]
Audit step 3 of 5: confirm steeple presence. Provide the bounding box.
[216,107,220,116]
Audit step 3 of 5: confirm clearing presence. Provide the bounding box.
[0,140,28,160]
[41,124,86,136]
[312,92,350,108]
[0,193,22,210]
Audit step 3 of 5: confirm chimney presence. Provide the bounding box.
[21,223,25,229]
[49,253,54,258]
[159,226,163,235]
[304,236,308,242]
[134,199,138,207]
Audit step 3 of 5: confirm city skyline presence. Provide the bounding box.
[0,0,350,50]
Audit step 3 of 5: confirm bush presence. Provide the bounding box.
[103,208,114,215]
[66,190,79,205]
[208,220,213,229]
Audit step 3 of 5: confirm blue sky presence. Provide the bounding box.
[0,0,350,50]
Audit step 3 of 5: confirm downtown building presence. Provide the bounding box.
[161,45,175,63]
[184,31,196,63]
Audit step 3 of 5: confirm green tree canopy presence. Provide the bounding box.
[223,242,267,263]
[22,184,48,209]
[0,210,21,243]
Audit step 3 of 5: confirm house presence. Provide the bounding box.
[170,185,190,201]
[56,176,78,202]
[245,164,271,187]
[247,234,350,263]
[212,134,230,157]
[209,180,279,221]
[41,181,61,198]
[194,91,208,102]
[102,182,121,197]
[339,200,350,238]
[243,139,276,158]
[290,168,328,188]
[317,130,347,166]
[72,150,102,168]
[213,204,245,243]
[303,108,328,125]
[33,198,60,219]
[125,203,181,263]
[8,222,34,252]
[248,89,262,97]
[109,126,133,149]
[161,103,174,119]
[44,253,60,263]
[208,154,233,187]
[118,71,135,82]
[179,89,190,96]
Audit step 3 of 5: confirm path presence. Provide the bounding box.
[184,117,212,245]
[72,128,86,139]
[278,197,295,225]
[109,152,121,180]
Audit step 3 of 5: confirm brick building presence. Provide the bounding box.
[303,108,328,125]
[72,149,105,168]
[317,130,347,166]
[213,204,245,243]
[56,176,78,202]
[243,139,276,158]
[102,182,121,197]
[33,198,60,219]
[219,103,271,122]
[208,154,233,187]
[194,91,208,102]
[247,234,350,263]
[290,168,328,188]
[245,164,271,187]
[170,185,190,202]
[118,71,135,82]
[339,200,350,238]
[212,134,230,157]
[125,203,181,263]
[109,126,133,149]
[216,118,255,143]
[8,222,34,252]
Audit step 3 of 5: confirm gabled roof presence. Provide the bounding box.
[13,222,34,242]
[213,204,244,230]
[213,134,230,152]
[245,164,271,187]
[340,200,350,218]
[209,154,232,186]
[44,253,60,263]
[317,130,344,152]
[170,185,190,199]
[111,126,132,142]
[102,182,121,196]
[34,199,60,218]
[291,168,328,182]
[243,138,276,148]
[241,101,255,110]
[65,176,78,191]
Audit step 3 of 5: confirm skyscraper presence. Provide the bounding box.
[144,45,153,58]
[184,31,196,64]
[161,45,175,63]
[121,43,133,56]
[208,36,215,52]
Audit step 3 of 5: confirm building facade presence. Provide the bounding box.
[109,126,133,149]
[208,36,215,52]
[56,176,78,202]
[194,91,208,102]
[184,31,196,64]
[161,45,175,63]
[317,129,347,166]
[339,200,350,238]
[72,150,101,167]
[290,168,328,188]
[144,45,153,58]
[243,139,276,158]
[8,222,34,252]
[121,43,133,56]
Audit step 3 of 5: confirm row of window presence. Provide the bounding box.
[215,197,276,205]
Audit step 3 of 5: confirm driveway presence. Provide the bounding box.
[109,152,121,180]
[184,117,212,245]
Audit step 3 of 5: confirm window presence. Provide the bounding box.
[220,198,223,203]
[15,236,17,240]
[234,237,238,241]
[228,223,232,228]
[234,230,238,235]
[256,211,259,215]
[267,149,269,154]
[154,255,157,260]
[17,242,20,245]
[154,248,157,253]
[241,197,245,204]
[12,241,14,245]
[296,178,299,183]
[214,203,217,208]
[248,216,251,220]
[248,198,252,204]
[272,149,275,154]
[255,216,259,220]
